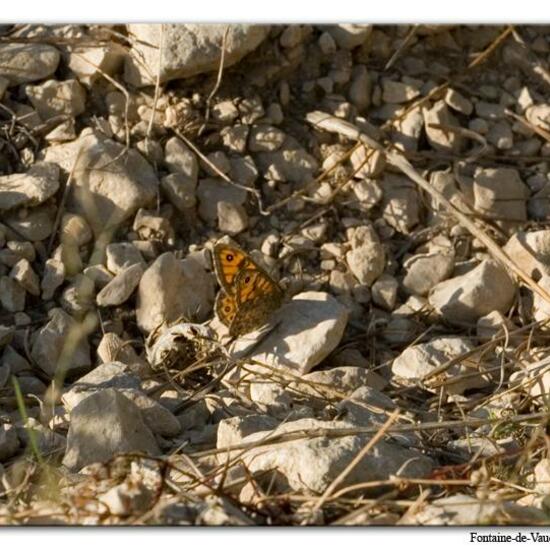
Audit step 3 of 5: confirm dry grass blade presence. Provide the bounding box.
[146,24,164,143]
[46,146,84,255]
[199,25,230,136]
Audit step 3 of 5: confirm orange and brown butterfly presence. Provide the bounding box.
[212,242,283,336]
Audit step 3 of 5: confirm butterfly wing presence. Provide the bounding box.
[213,243,255,294]
[212,242,283,336]
[215,290,238,327]
[229,268,283,336]
[234,268,283,307]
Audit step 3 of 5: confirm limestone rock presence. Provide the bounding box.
[67,44,126,87]
[0,162,60,211]
[217,415,279,448]
[41,259,65,300]
[197,178,247,223]
[429,260,516,324]
[392,336,489,394]
[161,173,197,211]
[0,424,19,462]
[63,389,160,471]
[42,131,158,233]
[0,43,60,86]
[423,100,463,153]
[136,252,215,333]
[326,24,372,50]
[25,79,86,120]
[345,225,385,285]
[400,494,546,525]
[0,277,25,312]
[381,174,420,233]
[236,418,434,494]
[473,167,528,223]
[125,24,270,86]
[4,204,56,241]
[232,291,348,375]
[31,308,91,378]
[105,242,145,275]
[256,145,319,184]
[10,259,40,296]
[217,201,249,235]
[503,230,550,279]
[96,263,144,307]
[402,250,455,296]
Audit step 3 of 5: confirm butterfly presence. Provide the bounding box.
[212,242,283,337]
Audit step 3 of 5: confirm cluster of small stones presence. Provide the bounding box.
[1,23,550,526]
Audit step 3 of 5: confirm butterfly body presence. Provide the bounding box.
[213,243,283,336]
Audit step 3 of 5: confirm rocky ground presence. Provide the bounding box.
[1,23,550,525]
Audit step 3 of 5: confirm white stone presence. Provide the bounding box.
[232,291,348,375]
[98,479,153,517]
[161,173,197,212]
[4,204,55,242]
[0,277,25,312]
[256,147,319,183]
[476,311,518,343]
[0,162,59,211]
[248,124,286,152]
[400,494,545,525]
[429,260,516,324]
[212,100,239,123]
[41,258,65,300]
[289,366,387,398]
[503,230,550,279]
[164,137,199,180]
[382,79,420,103]
[25,79,86,119]
[392,336,488,394]
[371,274,398,310]
[68,44,126,87]
[217,201,249,236]
[106,242,145,275]
[326,24,372,50]
[381,174,419,233]
[42,131,159,233]
[220,124,249,153]
[444,88,473,115]
[392,106,424,151]
[473,167,528,223]
[125,24,270,86]
[217,415,279,448]
[10,259,40,296]
[31,308,91,378]
[345,225,385,285]
[197,178,247,223]
[423,100,463,153]
[402,250,455,297]
[63,389,160,471]
[235,418,433,494]
[350,146,385,178]
[351,179,382,209]
[96,263,144,307]
[136,252,215,332]
[0,43,60,86]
